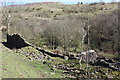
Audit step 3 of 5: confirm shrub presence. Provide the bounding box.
[85,9,119,53]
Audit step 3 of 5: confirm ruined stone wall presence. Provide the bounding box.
[4,34,29,49]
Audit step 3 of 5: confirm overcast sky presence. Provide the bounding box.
[0,0,119,4]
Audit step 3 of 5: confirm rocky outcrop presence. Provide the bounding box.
[35,47,65,59]
[76,50,98,63]
[75,50,120,71]
[91,57,120,71]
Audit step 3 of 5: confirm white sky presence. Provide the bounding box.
[0,0,119,3]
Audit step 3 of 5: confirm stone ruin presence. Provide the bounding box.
[76,50,120,71]
[76,50,98,63]
[2,34,29,49]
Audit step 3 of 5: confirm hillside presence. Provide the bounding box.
[0,31,65,78]
[8,2,118,36]
[1,2,120,78]
[0,32,120,78]
[5,2,118,50]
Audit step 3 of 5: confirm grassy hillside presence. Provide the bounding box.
[0,36,64,78]
[4,2,118,52]
[1,40,120,78]
[0,2,120,78]
[8,2,118,36]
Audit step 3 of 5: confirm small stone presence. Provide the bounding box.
[64,56,69,60]
[53,65,56,68]
[91,72,94,75]
[51,68,54,71]
[107,75,113,78]
[95,71,98,73]
[3,68,7,71]
[28,57,33,61]
[50,72,55,74]
[43,61,47,64]
[44,72,47,74]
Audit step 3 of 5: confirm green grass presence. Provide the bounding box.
[99,52,117,59]
[0,43,64,78]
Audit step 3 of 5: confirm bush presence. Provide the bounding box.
[85,9,119,53]
[89,2,98,5]
[42,17,84,51]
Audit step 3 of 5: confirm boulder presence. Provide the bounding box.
[43,61,47,64]
[64,56,69,60]
[107,75,113,78]
[92,57,120,71]
[77,50,98,63]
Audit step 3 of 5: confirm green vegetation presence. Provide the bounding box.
[6,2,118,54]
[1,2,120,78]
[87,8,119,53]
[1,44,64,78]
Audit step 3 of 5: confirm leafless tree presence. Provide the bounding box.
[1,1,15,33]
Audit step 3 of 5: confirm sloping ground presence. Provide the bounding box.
[8,3,118,42]
[0,3,120,78]
[0,43,64,78]
[0,33,120,78]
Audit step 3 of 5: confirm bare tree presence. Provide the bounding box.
[1,1,15,34]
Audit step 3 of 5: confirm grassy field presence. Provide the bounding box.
[0,43,64,78]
